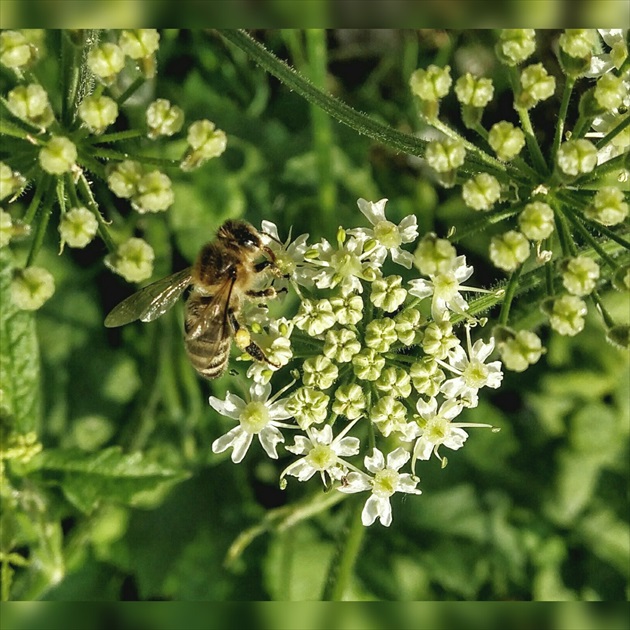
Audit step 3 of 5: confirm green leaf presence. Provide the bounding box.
[22,447,190,513]
[0,248,41,433]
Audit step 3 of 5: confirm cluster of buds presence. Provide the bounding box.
[409,29,629,346]
[1,29,228,302]
[209,199,507,527]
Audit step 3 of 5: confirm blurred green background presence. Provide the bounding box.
[1,29,628,605]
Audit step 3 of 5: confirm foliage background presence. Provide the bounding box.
[1,29,629,602]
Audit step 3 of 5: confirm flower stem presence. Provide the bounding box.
[552,76,575,162]
[76,172,117,252]
[498,264,522,326]
[321,496,365,601]
[25,178,56,266]
[595,113,630,150]
[217,30,429,158]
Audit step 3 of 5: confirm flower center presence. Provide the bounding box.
[330,251,362,278]
[373,220,402,249]
[275,251,296,275]
[462,359,489,388]
[239,401,270,434]
[432,272,459,300]
[372,468,399,497]
[306,444,337,471]
[424,417,448,443]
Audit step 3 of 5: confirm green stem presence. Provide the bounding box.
[25,179,56,266]
[85,129,145,145]
[24,174,50,223]
[116,76,146,106]
[498,265,523,326]
[554,206,578,257]
[305,29,336,224]
[590,290,616,329]
[218,30,428,158]
[321,497,365,601]
[60,30,81,127]
[552,76,575,162]
[89,146,180,170]
[76,173,117,252]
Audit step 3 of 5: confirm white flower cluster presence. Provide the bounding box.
[209,198,504,527]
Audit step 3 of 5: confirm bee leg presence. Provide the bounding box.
[245,286,287,300]
[229,311,280,368]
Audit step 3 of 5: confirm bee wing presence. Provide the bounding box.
[185,274,237,341]
[104,267,194,328]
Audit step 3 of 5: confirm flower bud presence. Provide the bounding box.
[181,120,227,171]
[375,367,412,398]
[323,328,361,363]
[488,121,526,161]
[370,396,408,437]
[146,99,184,139]
[0,30,38,69]
[498,329,544,372]
[11,266,55,310]
[594,73,627,111]
[425,138,466,173]
[106,237,155,283]
[352,348,385,381]
[303,355,339,390]
[409,65,452,102]
[294,298,336,336]
[545,294,587,336]
[364,318,398,353]
[0,162,26,202]
[7,83,54,128]
[370,275,407,312]
[394,308,422,345]
[287,387,329,429]
[119,29,160,59]
[561,256,600,296]
[413,233,457,276]
[422,321,459,359]
[455,73,494,108]
[556,139,598,177]
[518,201,555,241]
[410,358,445,397]
[330,294,363,326]
[332,384,366,420]
[132,171,174,213]
[489,231,530,272]
[584,187,628,226]
[559,29,598,59]
[462,173,501,211]
[0,209,13,247]
[516,63,556,109]
[107,160,143,199]
[496,29,536,66]
[39,136,77,175]
[59,206,99,248]
[78,95,119,134]
[87,42,125,84]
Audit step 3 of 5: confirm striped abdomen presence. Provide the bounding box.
[185,331,232,379]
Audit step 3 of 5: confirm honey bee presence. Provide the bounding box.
[104,219,284,379]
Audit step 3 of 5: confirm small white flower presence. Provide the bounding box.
[439,331,503,407]
[408,256,486,322]
[210,383,294,464]
[260,220,317,288]
[339,447,422,527]
[281,420,361,486]
[348,198,418,269]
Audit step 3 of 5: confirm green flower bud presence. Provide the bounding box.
[375,367,412,398]
[0,209,13,247]
[294,299,336,336]
[409,64,452,101]
[496,29,536,66]
[517,63,556,109]
[489,230,530,272]
[364,318,398,353]
[0,162,26,202]
[352,348,385,381]
[181,120,227,171]
[59,206,99,248]
[394,308,422,346]
[78,94,119,134]
[410,358,445,397]
[518,201,555,241]
[119,29,160,59]
[332,383,366,420]
[488,121,526,161]
[370,396,408,438]
[11,266,55,310]
[106,237,155,283]
[7,83,54,128]
[422,321,459,359]
[585,187,628,226]
[287,387,329,429]
[558,29,598,59]
[87,42,125,84]
[462,173,501,211]
[557,139,598,177]
[546,294,587,336]
[146,99,185,139]
[425,138,466,173]
[39,136,77,175]
[594,73,627,111]
[561,256,600,296]
[0,30,38,69]
[498,329,544,372]
[370,275,407,312]
[413,233,457,276]
[303,355,339,390]
[455,73,494,108]
[107,160,143,199]
[330,293,363,326]
[132,170,174,213]
[323,328,361,363]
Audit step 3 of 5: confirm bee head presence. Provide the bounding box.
[218,219,261,252]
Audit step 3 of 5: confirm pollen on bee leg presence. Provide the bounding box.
[235,328,251,350]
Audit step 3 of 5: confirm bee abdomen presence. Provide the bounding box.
[185,335,232,379]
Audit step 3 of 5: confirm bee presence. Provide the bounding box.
[104,219,284,379]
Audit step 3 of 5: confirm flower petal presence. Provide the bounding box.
[357,198,388,225]
[391,248,414,269]
[209,392,244,419]
[365,448,385,473]
[338,471,372,494]
[386,447,410,471]
[408,278,434,299]
[258,425,285,459]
